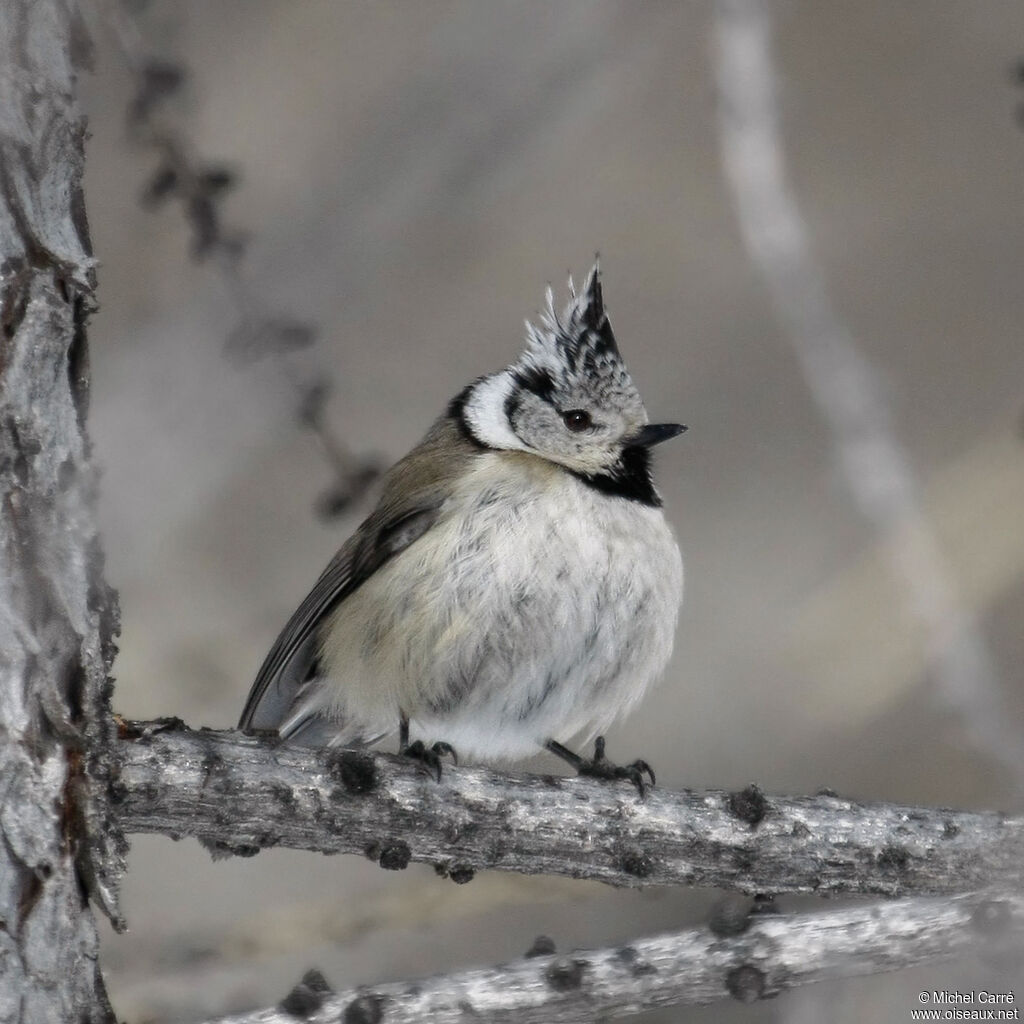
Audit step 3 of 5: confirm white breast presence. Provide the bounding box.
[318,452,683,760]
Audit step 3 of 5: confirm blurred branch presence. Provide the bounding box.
[1014,56,1024,128]
[113,723,1024,898]
[0,0,124,1017]
[92,0,381,518]
[712,0,1024,787]
[206,889,1024,1022]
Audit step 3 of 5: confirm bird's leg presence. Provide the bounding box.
[546,736,655,798]
[398,711,458,781]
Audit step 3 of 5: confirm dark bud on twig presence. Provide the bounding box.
[725,964,766,1003]
[728,784,768,827]
[273,320,318,358]
[316,462,382,521]
[525,935,557,958]
[376,840,411,871]
[225,317,317,366]
[296,379,331,425]
[295,380,382,518]
[343,994,386,1024]
[185,166,238,258]
[970,898,1014,937]
[198,166,237,195]
[545,958,585,991]
[187,193,220,259]
[140,164,179,207]
[127,59,185,128]
[316,488,357,520]
[142,59,185,95]
[708,895,753,937]
[1013,59,1024,126]
[279,968,334,1017]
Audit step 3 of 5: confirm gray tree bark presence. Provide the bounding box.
[206,889,1024,1023]
[115,723,1024,898]
[0,1,123,1020]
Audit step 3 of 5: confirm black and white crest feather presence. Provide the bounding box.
[517,264,637,413]
[459,263,664,501]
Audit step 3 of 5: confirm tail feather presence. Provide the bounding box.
[272,681,388,749]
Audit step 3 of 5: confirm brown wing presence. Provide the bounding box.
[238,413,481,733]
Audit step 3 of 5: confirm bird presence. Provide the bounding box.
[238,263,684,794]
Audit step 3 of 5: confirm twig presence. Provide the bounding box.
[92,0,380,518]
[112,723,1024,897]
[711,0,1024,787]
[204,889,1024,1023]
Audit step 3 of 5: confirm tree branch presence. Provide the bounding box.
[204,889,1024,1023]
[711,0,1024,786]
[92,0,381,520]
[113,723,1024,898]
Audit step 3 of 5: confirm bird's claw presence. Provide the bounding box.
[430,741,458,766]
[577,736,656,797]
[401,739,458,781]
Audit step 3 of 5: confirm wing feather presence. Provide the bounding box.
[238,539,358,731]
[237,412,480,735]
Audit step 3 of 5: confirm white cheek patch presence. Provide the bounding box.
[464,373,529,452]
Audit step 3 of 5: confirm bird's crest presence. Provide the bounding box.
[514,263,638,410]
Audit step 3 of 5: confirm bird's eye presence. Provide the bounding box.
[561,409,592,432]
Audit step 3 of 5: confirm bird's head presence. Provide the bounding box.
[461,264,685,493]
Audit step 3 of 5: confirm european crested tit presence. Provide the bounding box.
[239,264,684,793]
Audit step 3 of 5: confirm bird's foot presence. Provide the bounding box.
[547,736,655,798]
[401,739,458,782]
[579,736,655,797]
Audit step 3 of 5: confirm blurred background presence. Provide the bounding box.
[79,1,1024,1020]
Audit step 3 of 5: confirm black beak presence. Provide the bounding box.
[631,422,687,448]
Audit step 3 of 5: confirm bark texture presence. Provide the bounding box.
[0,1,123,1020]
[115,724,1024,898]
[207,889,1024,1023]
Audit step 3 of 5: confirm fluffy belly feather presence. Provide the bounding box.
[318,455,682,760]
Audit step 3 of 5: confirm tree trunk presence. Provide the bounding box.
[0,1,123,1019]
